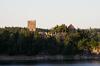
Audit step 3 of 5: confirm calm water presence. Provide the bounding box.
[0,61,100,66]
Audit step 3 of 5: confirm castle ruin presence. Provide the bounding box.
[28,20,36,31]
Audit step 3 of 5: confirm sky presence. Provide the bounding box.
[0,0,100,29]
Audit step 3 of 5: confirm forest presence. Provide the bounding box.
[0,24,100,56]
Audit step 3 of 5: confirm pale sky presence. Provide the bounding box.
[0,0,100,29]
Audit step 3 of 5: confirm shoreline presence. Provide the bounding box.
[0,55,100,61]
[0,55,100,64]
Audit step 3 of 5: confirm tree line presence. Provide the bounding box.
[0,25,99,56]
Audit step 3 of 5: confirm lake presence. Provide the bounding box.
[0,61,100,66]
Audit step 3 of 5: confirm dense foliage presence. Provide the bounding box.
[0,25,99,56]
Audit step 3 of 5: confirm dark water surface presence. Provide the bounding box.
[0,61,100,66]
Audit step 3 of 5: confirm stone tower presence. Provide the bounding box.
[28,20,36,31]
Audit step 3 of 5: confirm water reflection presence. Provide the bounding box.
[1,61,100,66]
